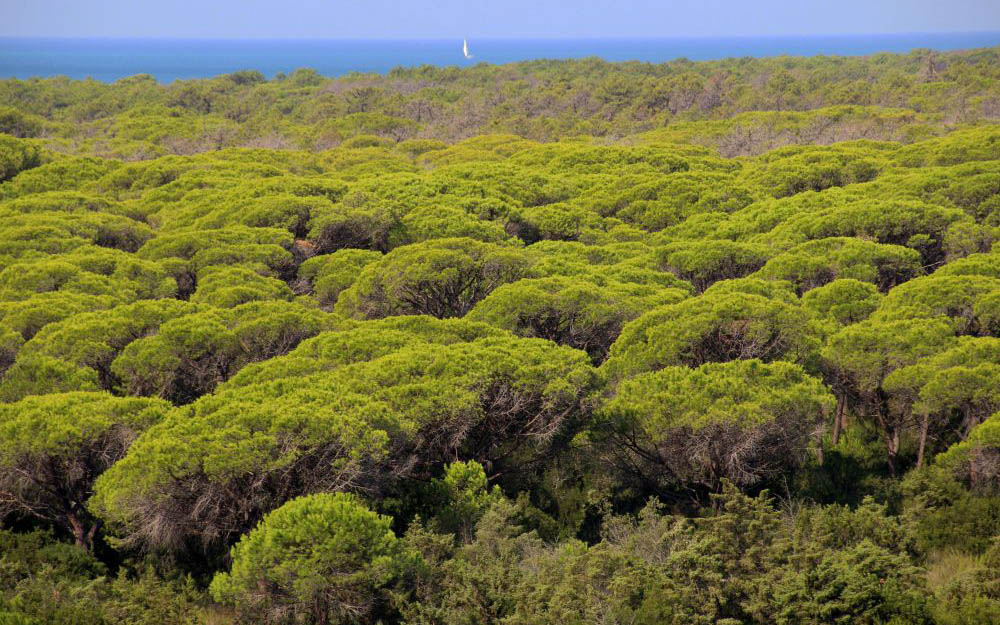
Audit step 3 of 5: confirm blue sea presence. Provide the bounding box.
[1,32,999,83]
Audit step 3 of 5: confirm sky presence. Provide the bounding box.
[2,0,1000,39]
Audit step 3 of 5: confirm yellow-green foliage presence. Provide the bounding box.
[0,47,999,625]
[210,493,405,624]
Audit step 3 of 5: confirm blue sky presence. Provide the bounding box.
[3,0,1000,39]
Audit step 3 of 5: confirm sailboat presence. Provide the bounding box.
[463,38,474,60]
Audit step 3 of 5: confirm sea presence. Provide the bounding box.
[1,32,999,83]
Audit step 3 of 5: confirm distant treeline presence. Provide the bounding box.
[0,46,998,155]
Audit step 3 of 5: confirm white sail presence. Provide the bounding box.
[463,38,473,59]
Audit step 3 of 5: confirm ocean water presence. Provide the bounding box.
[1,32,999,83]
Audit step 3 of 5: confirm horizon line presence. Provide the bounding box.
[2,30,1000,42]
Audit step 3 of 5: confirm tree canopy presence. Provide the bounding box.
[1,44,1000,625]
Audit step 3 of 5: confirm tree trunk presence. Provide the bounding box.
[66,511,97,553]
[874,392,897,477]
[963,405,975,438]
[885,442,897,476]
[312,597,330,625]
[917,412,930,469]
[888,427,900,476]
[832,394,846,446]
